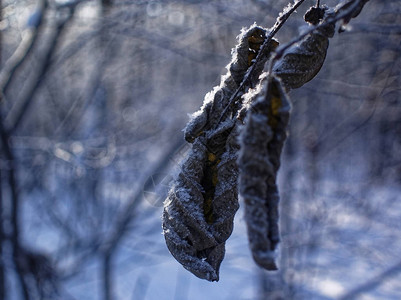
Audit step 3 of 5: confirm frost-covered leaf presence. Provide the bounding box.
[163,137,221,281]
[273,7,335,90]
[163,23,278,281]
[163,126,240,281]
[184,24,278,143]
[238,75,291,270]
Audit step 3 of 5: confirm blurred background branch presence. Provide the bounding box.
[0,0,46,99]
[0,0,400,299]
[340,260,401,300]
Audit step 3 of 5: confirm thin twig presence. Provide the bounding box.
[267,0,371,76]
[0,0,47,99]
[94,136,183,293]
[316,39,400,159]
[103,137,183,251]
[339,260,401,300]
[5,6,77,133]
[216,0,307,125]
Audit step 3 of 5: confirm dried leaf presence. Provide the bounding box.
[273,7,335,90]
[163,24,278,281]
[184,24,278,143]
[163,125,240,281]
[238,75,291,270]
[163,136,221,281]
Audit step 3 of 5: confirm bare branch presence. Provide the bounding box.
[0,119,30,300]
[217,0,307,125]
[0,0,47,99]
[102,136,183,255]
[4,4,78,133]
[0,171,5,300]
[102,253,113,300]
[340,260,401,300]
[267,0,371,76]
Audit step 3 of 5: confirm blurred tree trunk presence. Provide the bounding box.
[305,87,320,197]
[258,270,287,300]
[368,2,401,183]
[257,119,298,300]
[102,0,112,14]
[0,1,5,298]
[98,3,115,300]
[0,173,4,300]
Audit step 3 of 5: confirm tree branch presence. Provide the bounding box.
[217,0,307,125]
[340,260,401,300]
[0,170,5,300]
[102,252,113,300]
[4,8,76,133]
[0,0,47,99]
[3,1,89,133]
[267,0,371,76]
[0,119,30,300]
[102,137,184,255]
